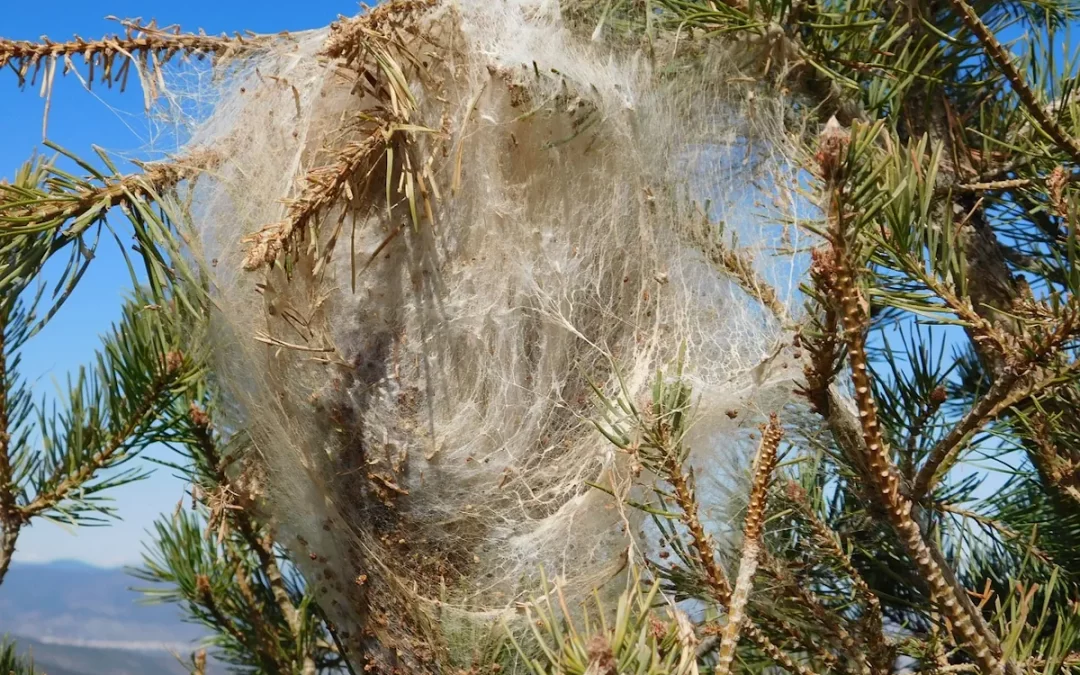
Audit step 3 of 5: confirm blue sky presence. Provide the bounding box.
[2,1,356,567]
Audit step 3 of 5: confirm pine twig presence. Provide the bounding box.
[0,527,15,588]
[658,418,821,675]
[2,21,274,136]
[695,222,791,325]
[741,623,821,675]
[246,1,439,273]
[797,248,844,419]
[0,21,270,88]
[0,328,15,585]
[945,0,1080,166]
[0,150,215,237]
[1026,413,1080,510]
[951,178,1034,193]
[188,405,312,654]
[188,403,344,673]
[812,120,1012,675]
[912,372,1023,498]
[664,451,732,602]
[18,367,176,522]
[195,574,245,645]
[321,0,440,62]
[231,554,283,658]
[825,219,1011,675]
[649,411,818,674]
[241,130,386,271]
[934,502,1056,567]
[714,416,783,675]
[789,484,880,616]
[913,318,1080,499]
[783,481,887,671]
[902,387,947,479]
[764,555,872,675]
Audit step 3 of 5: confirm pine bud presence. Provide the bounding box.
[189,402,211,429]
[930,386,948,405]
[195,574,212,598]
[1048,165,1069,217]
[815,115,850,182]
[164,350,184,374]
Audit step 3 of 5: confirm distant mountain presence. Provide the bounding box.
[0,561,212,674]
[9,634,191,675]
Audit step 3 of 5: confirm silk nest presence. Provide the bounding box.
[167,0,809,663]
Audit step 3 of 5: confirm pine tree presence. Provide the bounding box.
[3,1,1080,674]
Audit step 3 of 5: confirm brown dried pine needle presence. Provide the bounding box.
[0,19,272,89]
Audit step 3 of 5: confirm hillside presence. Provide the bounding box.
[9,635,191,675]
[0,561,210,674]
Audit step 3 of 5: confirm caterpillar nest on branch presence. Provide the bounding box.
[177,0,807,666]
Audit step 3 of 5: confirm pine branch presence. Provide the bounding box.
[241,128,387,271]
[0,320,15,585]
[245,1,438,274]
[598,374,827,675]
[0,148,215,238]
[1025,412,1080,511]
[944,0,1080,166]
[903,386,948,480]
[241,0,451,275]
[321,0,440,63]
[783,480,888,669]
[694,221,792,325]
[946,170,1080,195]
[714,416,783,675]
[227,549,293,668]
[828,248,1009,675]
[19,351,180,523]
[817,124,1012,675]
[0,147,202,586]
[139,512,310,673]
[193,572,256,650]
[663,443,732,603]
[741,623,822,675]
[913,371,1027,498]
[934,502,1056,568]
[2,21,276,136]
[952,178,1036,193]
[187,403,322,673]
[0,20,271,89]
[913,315,1080,498]
[763,554,875,675]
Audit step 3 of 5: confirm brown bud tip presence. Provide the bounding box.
[586,636,617,675]
[649,616,668,640]
[785,481,806,501]
[1048,165,1069,217]
[164,350,184,373]
[815,115,850,182]
[189,402,211,429]
[930,385,948,405]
